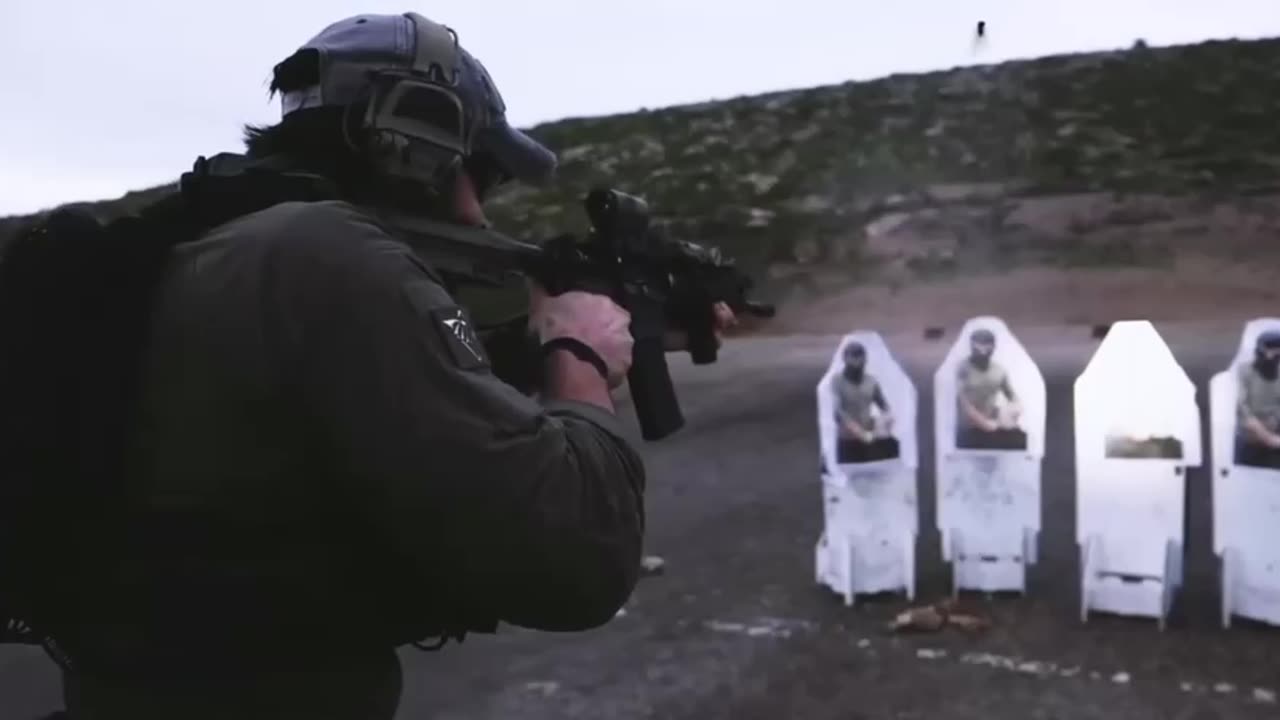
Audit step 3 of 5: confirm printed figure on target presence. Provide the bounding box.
[1233,329,1280,470]
[1210,318,1280,629]
[954,328,1029,452]
[933,317,1046,596]
[830,340,901,464]
[815,332,919,606]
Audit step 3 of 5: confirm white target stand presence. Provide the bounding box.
[1074,320,1201,629]
[1211,318,1280,629]
[814,331,919,605]
[934,316,1045,596]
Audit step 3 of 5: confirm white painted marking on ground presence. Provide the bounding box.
[695,615,1276,705]
[960,652,1059,677]
[703,617,815,639]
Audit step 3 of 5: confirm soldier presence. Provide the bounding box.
[1235,330,1280,469]
[833,342,898,463]
[955,328,1026,451]
[22,11,736,720]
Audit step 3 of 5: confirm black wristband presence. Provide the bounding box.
[541,337,609,381]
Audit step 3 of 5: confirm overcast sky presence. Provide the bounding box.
[4,1,1278,216]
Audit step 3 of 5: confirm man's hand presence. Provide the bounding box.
[663,302,739,352]
[528,282,633,389]
[1265,431,1280,449]
[979,416,1000,432]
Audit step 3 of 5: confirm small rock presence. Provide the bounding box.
[916,648,947,660]
[742,173,779,195]
[640,555,666,576]
[865,212,912,239]
[1252,688,1277,704]
[856,638,872,649]
[1214,682,1235,694]
[1112,672,1130,685]
[746,207,776,227]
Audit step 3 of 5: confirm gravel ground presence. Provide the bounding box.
[4,321,1279,719]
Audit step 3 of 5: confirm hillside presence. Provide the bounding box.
[6,36,1280,315]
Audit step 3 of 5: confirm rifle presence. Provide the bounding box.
[162,152,772,441]
[378,188,776,441]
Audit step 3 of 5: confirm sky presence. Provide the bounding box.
[4,1,1279,216]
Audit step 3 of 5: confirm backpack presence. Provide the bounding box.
[0,154,341,662]
[0,190,194,657]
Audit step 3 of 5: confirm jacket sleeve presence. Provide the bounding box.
[277,203,646,632]
[478,315,543,394]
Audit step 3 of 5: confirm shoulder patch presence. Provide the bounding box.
[400,280,490,371]
[430,305,490,370]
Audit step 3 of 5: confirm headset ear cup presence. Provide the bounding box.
[344,71,474,191]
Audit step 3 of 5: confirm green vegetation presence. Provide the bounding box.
[6,36,1280,298]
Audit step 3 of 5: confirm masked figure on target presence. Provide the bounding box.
[955,328,1027,451]
[1235,330,1280,469]
[832,342,899,464]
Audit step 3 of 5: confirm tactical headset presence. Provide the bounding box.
[350,13,473,192]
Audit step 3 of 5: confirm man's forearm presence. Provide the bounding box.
[1243,414,1274,444]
